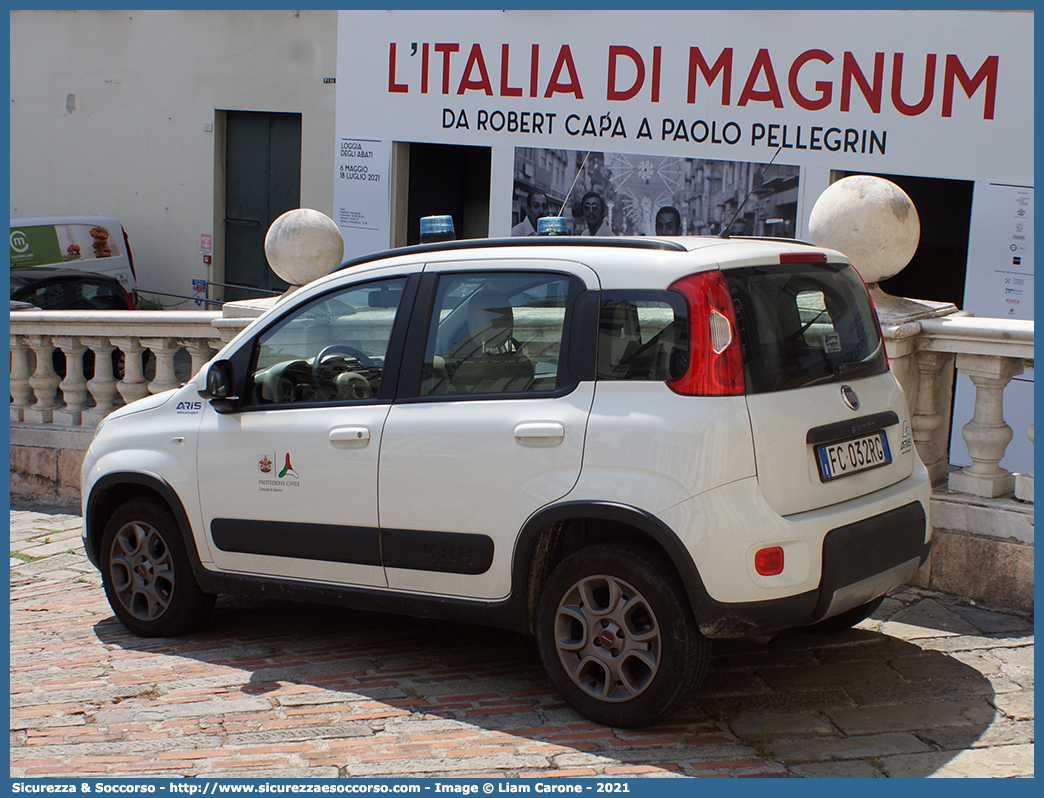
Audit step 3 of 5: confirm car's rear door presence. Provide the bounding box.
[377,259,598,600]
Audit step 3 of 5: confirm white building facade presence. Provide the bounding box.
[10,9,339,305]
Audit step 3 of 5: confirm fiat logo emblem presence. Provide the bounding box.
[841,384,860,411]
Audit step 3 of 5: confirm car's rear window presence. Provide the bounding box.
[725,261,886,394]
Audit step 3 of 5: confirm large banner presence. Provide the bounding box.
[334,8,1032,244]
[336,10,1030,177]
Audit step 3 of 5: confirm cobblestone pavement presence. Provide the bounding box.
[10,500,1034,779]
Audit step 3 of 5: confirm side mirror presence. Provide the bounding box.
[198,359,240,412]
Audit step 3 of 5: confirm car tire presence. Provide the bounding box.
[100,498,216,637]
[536,543,709,728]
[801,596,885,635]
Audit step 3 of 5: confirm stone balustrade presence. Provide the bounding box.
[9,304,1035,504]
[881,314,1034,503]
[10,309,225,426]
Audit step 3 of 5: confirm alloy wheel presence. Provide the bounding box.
[552,574,661,702]
[108,520,175,622]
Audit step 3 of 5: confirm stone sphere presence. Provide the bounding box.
[264,209,344,286]
[808,176,920,284]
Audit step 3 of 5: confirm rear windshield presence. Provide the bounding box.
[725,262,886,394]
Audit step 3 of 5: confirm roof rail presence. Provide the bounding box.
[334,236,688,273]
[728,235,815,246]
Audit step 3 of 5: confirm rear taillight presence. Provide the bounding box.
[668,271,745,396]
[119,284,137,310]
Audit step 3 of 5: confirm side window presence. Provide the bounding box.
[598,292,689,381]
[420,272,574,396]
[245,277,407,407]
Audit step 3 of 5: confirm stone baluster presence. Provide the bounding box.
[1014,424,1034,503]
[111,337,151,405]
[10,335,34,422]
[52,336,89,425]
[183,340,215,379]
[81,337,121,425]
[24,335,62,423]
[911,350,948,483]
[948,353,1023,498]
[142,337,181,395]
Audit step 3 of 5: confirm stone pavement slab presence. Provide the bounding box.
[881,744,1035,777]
[9,501,1035,779]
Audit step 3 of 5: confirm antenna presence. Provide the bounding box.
[556,150,593,218]
[535,150,593,237]
[718,146,784,239]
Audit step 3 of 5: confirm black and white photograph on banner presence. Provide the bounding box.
[511,148,800,238]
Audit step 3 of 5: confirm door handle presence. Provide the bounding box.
[329,426,371,448]
[514,422,565,447]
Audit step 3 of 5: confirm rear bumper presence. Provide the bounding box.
[696,501,930,638]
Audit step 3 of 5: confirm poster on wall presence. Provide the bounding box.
[511,148,799,237]
[963,183,1034,321]
[333,137,391,260]
[949,182,1034,473]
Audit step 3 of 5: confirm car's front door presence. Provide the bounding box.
[377,261,598,600]
[195,272,415,587]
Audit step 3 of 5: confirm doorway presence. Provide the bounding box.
[840,171,975,309]
[223,111,302,301]
[404,143,491,245]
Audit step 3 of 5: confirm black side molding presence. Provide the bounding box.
[211,519,495,575]
[382,528,494,575]
[211,518,382,566]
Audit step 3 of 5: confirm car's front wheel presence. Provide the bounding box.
[536,543,709,727]
[100,498,215,637]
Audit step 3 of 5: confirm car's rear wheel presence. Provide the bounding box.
[100,498,215,637]
[802,596,885,634]
[536,543,709,727]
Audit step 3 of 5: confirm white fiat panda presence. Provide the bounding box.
[81,235,931,727]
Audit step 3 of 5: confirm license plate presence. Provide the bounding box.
[815,431,892,482]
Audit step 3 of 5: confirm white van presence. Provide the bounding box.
[10,216,137,291]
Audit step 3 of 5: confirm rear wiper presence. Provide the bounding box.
[802,359,879,388]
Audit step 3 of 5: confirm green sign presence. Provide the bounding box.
[10,225,63,268]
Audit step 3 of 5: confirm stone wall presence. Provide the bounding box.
[10,426,93,503]
[909,491,1035,614]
